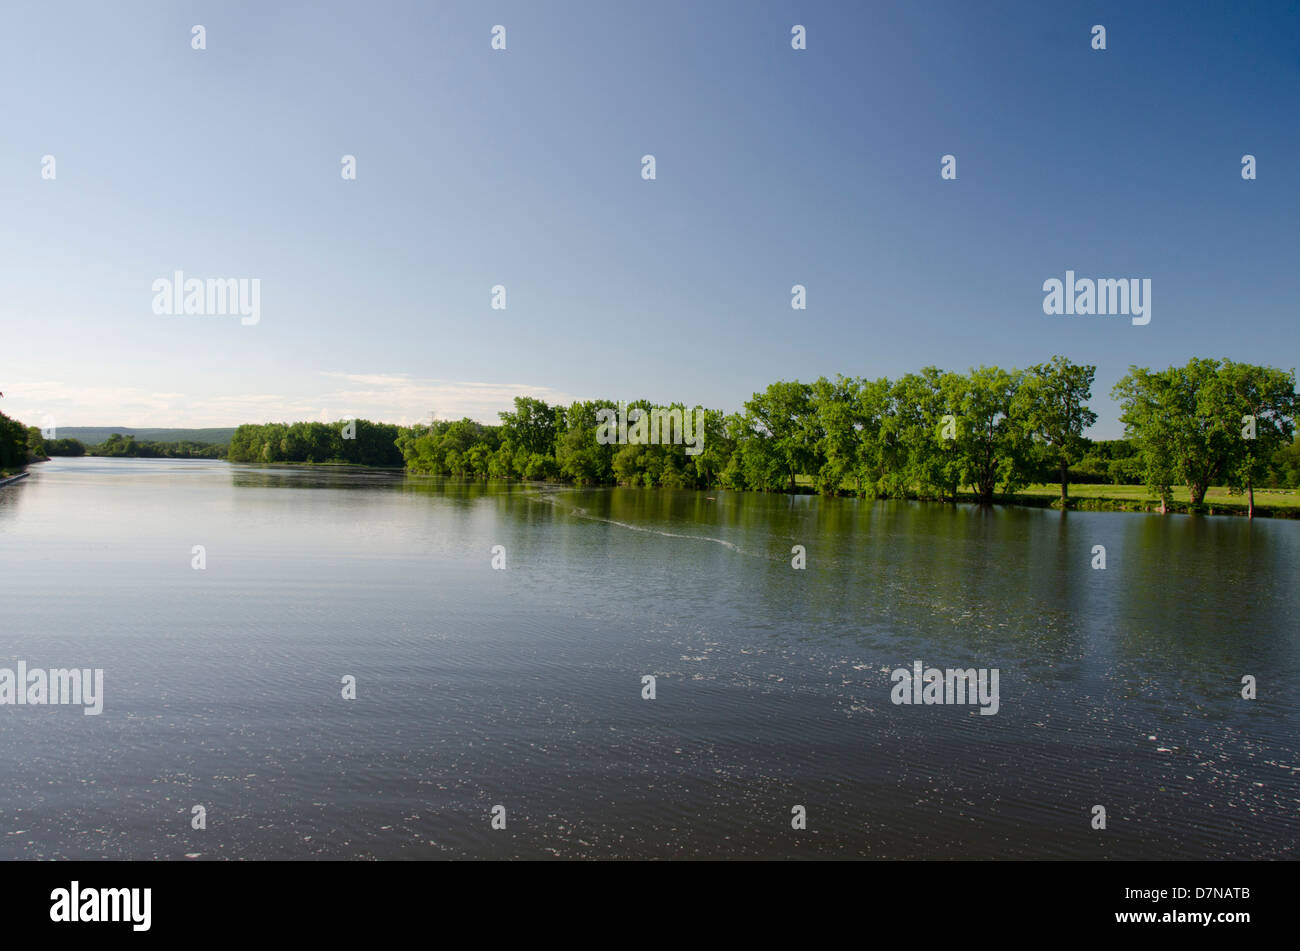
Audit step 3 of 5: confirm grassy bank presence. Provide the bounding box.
[790,475,1300,518]
[1013,483,1300,517]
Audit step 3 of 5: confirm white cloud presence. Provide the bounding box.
[0,376,574,428]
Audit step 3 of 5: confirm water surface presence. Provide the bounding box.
[0,457,1295,859]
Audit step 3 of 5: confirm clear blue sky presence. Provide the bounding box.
[1,0,1297,438]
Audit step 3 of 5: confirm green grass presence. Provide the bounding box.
[1015,483,1300,515]
[1020,482,1299,505]
[791,475,1300,516]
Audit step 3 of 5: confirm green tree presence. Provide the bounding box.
[1269,437,1300,488]
[499,397,558,458]
[26,426,48,461]
[1216,361,1297,516]
[691,408,736,488]
[611,442,648,485]
[744,381,819,492]
[810,375,857,496]
[45,438,86,457]
[882,368,957,500]
[1112,359,1295,510]
[556,400,616,485]
[0,412,29,471]
[1017,356,1098,502]
[948,366,1030,504]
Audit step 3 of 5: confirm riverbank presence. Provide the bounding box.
[792,476,1300,518]
[0,472,30,487]
[1011,483,1300,518]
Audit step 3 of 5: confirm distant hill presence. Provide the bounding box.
[55,427,236,447]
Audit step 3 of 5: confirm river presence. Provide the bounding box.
[0,457,1295,859]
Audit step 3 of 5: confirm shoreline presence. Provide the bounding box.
[49,457,1300,520]
[403,470,1300,519]
[983,491,1298,519]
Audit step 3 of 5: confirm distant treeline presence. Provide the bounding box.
[2,420,234,464]
[54,427,237,446]
[86,433,226,458]
[36,433,225,458]
[227,420,404,467]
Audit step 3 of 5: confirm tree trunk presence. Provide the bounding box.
[1248,477,1254,519]
[1060,461,1069,503]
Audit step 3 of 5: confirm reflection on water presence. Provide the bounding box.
[0,457,1295,859]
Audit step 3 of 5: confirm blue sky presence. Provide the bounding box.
[1,0,1297,438]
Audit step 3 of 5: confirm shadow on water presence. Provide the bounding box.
[229,464,407,490]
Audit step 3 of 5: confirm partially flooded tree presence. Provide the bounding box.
[948,366,1030,504]
[1114,358,1296,512]
[744,381,819,493]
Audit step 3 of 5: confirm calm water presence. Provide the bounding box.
[0,457,1296,860]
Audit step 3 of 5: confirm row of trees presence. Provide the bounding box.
[3,421,231,466]
[210,356,1297,515]
[395,358,1102,503]
[391,357,1299,513]
[34,435,222,458]
[729,357,1100,503]
[397,399,735,488]
[89,433,225,458]
[42,437,87,456]
[227,420,404,467]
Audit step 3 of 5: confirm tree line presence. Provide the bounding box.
[87,433,226,458]
[27,355,1291,516]
[32,433,226,459]
[227,420,404,466]
[385,356,1297,514]
[1,419,234,465]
